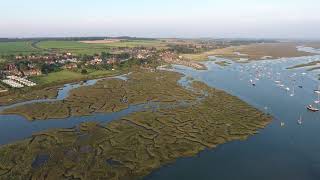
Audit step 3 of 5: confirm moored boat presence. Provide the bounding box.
[297,115,302,125]
[307,105,319,112]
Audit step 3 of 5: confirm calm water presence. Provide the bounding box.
[1,48,320,179]
[146,51,320,180]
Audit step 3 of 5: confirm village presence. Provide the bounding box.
[0,46,206,92]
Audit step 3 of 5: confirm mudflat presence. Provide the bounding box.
[206,42,315,61]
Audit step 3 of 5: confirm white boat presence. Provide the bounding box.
[290,86,295,97]
[307,104,319,112]
[314,85,320,94]
[280,122,285,127]
[250,79,256,86]
[297,115,302,125]
[315,93,320,104]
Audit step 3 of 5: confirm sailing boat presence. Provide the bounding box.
[290,86,295,97]
[314,85,320,94]
[297,115,302,125]
[250,79,256,86]
[280,122,285,127]
[315,92,320,104]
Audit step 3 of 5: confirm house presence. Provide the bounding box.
[15,56,23,60]
[107,58,119,65]
[89,58,103,65]
[63,63,78,70]
[22,68,42,77]
[6,64,17,71]
[45,60,55,65]
[3,64,22,76]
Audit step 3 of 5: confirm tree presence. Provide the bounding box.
[81,69,88,74]
[80,54,91,62]
[101,52,111,60]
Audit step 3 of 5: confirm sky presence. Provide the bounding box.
[1,0,320,39]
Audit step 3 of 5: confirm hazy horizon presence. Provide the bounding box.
[1,0,320,39]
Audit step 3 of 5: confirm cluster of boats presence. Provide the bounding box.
[280,115,303,127]
[223,51,320,126]
[306,86,320,112]
[237,60,320,127]
[275,81,319,126]
[249,65,320,113]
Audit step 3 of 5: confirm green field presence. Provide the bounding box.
[36,41,105,49]
[30,69,120,85]
[100,40,167,48]
[0,39,168,57]
[0,41,41,55]
[35,40,167,55]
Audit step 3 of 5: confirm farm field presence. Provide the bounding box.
[35,40,168,55]
[0,41,41,55]
[0,39,169,57]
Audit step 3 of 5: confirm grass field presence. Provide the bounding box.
[0,41,41,55]
[35,40,168,55]
[31,69,120,85]
[97,40,168,48]
[0,39,168,57]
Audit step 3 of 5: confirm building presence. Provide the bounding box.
[3,64,22,76]
[107,58,119,65]
[22,68,42,77]
[6,64,17,71]
[63,63,78,70]
[89,58,103,65]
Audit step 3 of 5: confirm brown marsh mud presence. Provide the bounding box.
[208,43,315,61]
[303,42,320,49]
[0,71,271,179]
[287,61,320,71]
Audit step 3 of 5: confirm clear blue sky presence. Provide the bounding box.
[1,0,319,39]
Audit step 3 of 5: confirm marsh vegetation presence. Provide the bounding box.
[0,71,271,179]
